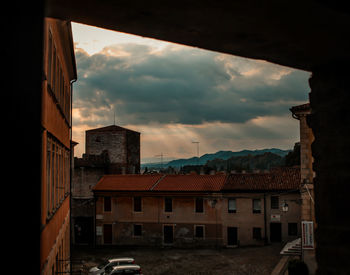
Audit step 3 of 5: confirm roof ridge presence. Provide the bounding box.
[150,174,167,191]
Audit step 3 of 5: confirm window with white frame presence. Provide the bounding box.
[228,198,236,213]
[253,199,261,213]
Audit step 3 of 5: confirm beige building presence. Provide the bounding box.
[92,168,301,247]
[291,103,317,274]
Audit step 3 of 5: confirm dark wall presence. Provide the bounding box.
[7,3,44,274]
[126,131,141,174]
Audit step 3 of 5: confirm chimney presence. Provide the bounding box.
[241,170,246,174]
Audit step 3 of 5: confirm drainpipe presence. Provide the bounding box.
[69,78,77,275]
[263,193,268,245]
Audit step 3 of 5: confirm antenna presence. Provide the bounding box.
[113,109,116,125]
[192,141,200,165]
[155,152,164,170]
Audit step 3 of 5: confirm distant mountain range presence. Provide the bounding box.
[141,148,291,169]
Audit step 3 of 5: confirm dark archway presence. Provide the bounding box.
[8,1,350,274]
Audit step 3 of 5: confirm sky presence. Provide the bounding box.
[71,22,311,163]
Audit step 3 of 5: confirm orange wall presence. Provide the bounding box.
[40,196,70,266]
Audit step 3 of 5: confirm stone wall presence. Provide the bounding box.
[86,130,126,164]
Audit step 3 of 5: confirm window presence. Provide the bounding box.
[52,46,57,92]
[271,196,279,209]
[46,138,51,216]
[195,225,204,239]
[164,197,172,212]
[253,227,262,240]
[104,197,111,212]
[47,32,52,85]
[253,199,261,213]
[228,198,236,213]
[51,142,55,211]
[195,198,204,213]
[288,223,298,236]
[134,197,142,212]
[133,224,142,237]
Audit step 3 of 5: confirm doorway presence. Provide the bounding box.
[74,217,94,245]
[163,225,174,244]
[227,227,238,246]
[270,223,282,242]
[103,224,113,244]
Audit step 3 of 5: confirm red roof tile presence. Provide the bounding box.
[93,174,163,191]
[93,168,300,193]
[152,174,227,192]
[222,167,300,191]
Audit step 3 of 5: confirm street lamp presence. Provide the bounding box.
[282,200,289,212]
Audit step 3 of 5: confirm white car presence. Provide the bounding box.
[89,258,135,275]
[104,264,143,275]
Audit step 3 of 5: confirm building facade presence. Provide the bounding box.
[71,125,140,246]
[291,103,317,273]
[40,18,77,275]
[93,168,301,247]
[86,125,140,174]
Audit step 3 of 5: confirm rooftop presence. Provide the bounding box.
[93,167,300,193]
[222,167,300,191]
[93,174,163,191]
[86,125,140,134]
[153,174,227,192]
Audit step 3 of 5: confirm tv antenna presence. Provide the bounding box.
[192,141,200,164]
[155,152,164,170]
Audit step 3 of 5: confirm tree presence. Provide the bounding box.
[285,142,300,167]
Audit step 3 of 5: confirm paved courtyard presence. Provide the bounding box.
[71,244,283,275]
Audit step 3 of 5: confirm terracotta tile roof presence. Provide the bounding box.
[152,174,227,192]
[93,174,163,191]
[93,168,300,193]
[222,167,300,191]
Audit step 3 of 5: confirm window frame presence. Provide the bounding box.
[133,196,142,212]
[228,198,237,213]
[271,196,280,209]
[104,196,112,212]
[164,197,173,213]
[195,197,204,213]
[252,198,261,214]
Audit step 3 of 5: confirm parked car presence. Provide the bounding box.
[89,258,135,275]
[103,264,143,275]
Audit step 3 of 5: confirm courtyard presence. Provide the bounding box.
[71,244,283,275]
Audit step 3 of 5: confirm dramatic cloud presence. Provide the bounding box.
[71,25,310,160]
[73,44,310,127]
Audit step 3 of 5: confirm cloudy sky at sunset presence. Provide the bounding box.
[71,22,311,163]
